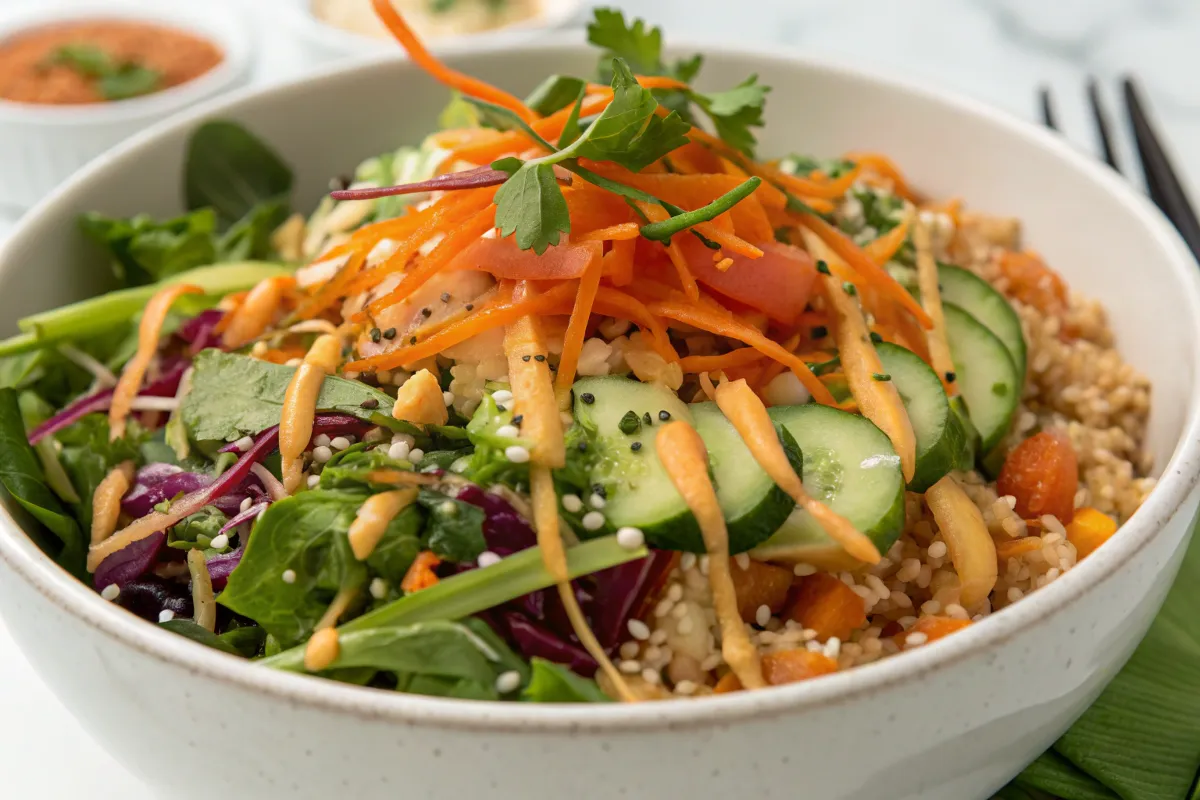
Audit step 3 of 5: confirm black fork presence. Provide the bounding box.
[1039,78,1200,262]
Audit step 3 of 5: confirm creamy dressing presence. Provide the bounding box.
[280,334,343,493]
[348,488,418,560]
[303,584,362,671]
[221,276,289,349]
[90,461,134,546]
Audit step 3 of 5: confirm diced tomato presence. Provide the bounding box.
[678,237,819,325]
[997,430,1078,523]
[449,237,601,281]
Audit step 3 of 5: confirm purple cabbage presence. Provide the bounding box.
[93,531,165,590]
[206,548,245,591]
[455,484,537,553]
[502,613,598,676]
[175,310,224,353]
[115,575,194,622]
[589,551,676,650]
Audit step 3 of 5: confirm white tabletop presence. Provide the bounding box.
[2,0,1198,796]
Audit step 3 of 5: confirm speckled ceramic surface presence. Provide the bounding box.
[1,41,1198,800]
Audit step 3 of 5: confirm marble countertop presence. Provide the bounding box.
[0,0,1196,797]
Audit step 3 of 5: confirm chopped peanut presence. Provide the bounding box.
[391,368,449,426]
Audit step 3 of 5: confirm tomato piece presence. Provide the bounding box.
[998,251,1068,314]
[730,559,794,623]
[997,430,1078,522]
[449,237,601,280]
[679,237,819,324]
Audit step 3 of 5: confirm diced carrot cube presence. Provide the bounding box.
[783,573,867,642]
[893,615,971,646]
[1066,507,1118,559]
[730,559,794,624]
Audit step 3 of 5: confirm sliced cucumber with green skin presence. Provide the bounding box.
[937,263,1027,380]
[691,403,796,550]
[949,394,979,471]
[943,302,1020,453]
[751,405,906,565]
[875,342,969,492]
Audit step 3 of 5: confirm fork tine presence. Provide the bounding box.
[1122,76,1200,262]
[1038,86,1058,131]
[1085,78,1121,173]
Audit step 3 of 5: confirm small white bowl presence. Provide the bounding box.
[0,1,252,210]
[278,0,584,64]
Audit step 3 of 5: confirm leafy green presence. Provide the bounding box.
[184,121,293,226]
[522,658,611,703]
[493,162,571,254]
[167,507,230,550]
[586,8,676,77]
[691,75,771,157]
[417,489,486,563]
[0,388,86,577]
[159,618,243,655]
[217,200,290,262]
[81,209,220,286]
[56,414,143,531]
[182,350,392,441]
[365,505,423,586]
[524,75,588,116]
[43,44,162,101]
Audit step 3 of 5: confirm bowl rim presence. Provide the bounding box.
[2,35,1200,733]
[0,0,252,125]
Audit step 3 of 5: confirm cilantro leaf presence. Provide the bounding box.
[556,87,586,149]
[691,75,770,156]
[524,75,588,116]
[493,162,570,255]
[586,8,664,74]
[462,97,557,151]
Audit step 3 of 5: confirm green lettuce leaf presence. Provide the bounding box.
[522,658,611,703]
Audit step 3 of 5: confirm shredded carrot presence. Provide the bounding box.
[400,551,442,593]
[648,297,834,405]
[912,215,958,392]
[591,287,678,362]
[763,162,862,200]
[678,347,766,374]
[448,92,614,165]
[995,537,1042,561]
[371,0,535,122]
[845,151,917,200]
[294,251,365,321]
[602,237,636,287]
[577,222,641,242]
[504,288,565,468]
[862,218,911,267]
[555,257,604,400]
[109,283,202,440]
[221,276,292,347]
[691,222,762,260]
[638,202,699,301]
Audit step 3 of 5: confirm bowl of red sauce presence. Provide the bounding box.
[0,1,251,209]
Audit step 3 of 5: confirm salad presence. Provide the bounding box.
[0,2,1153,703]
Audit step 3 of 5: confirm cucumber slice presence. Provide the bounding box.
[572,377,697,550]
[943,302,1020,452]
[937,263,1027,380]
[691,403,795,551]
[751,405,906,565]
[875,342,969,492]
[949,394,979,471]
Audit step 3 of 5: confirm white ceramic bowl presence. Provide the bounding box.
[1,40,1199,800]
[278,0,584,64]
[0,0,252,210]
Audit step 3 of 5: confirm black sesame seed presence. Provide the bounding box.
[843,282,857,296]
[409,336,418,345]
[441,292,452,303]
[816,260,831,275]
[581,392,595,404]
[630,441,642,452]
[869,331,884,343]
[592,483,607,498]
[496,405,506,412]
[810,325,828,339]
[382,327,397,340]
[577,441,588,452]
[945,371,957,383]
[359,398,379,409]
[534,354,546,362]
[420,308,432,318]
[872,372,891,382]
[511,414,523,425]
[658,410,671,421]
[370,327,382,343]
[522,355,531,362]
[465,304,474,311]
[642,412,653,426]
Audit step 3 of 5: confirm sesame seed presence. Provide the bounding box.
[442,391,455,407]
[369,578,389,600]
[672,602,690,620]
[495,670,522,694]
[823,636,842,660]
[240,496,254,512]
[580,392,595,404]
[492,389,514,405]
[533,354,546,362]
[359,398,379,409]
[210,533,229,550]
[754,604,771,627]
[734,553,751,571]
[944,371,957,383]
[869,331,884,343]
[654,598,675,618]
[904,632,928,648]
[1007,587,1024,603]
[408,448,425,464]
[699,555,710,575]
[630,441,642,452]
[619,660,642,674]
[505,445,531,463]
[627,619,651,640]
[667,584,683,602]
[464,304,474,311]
[496,424,520,439]
[872,372,891,382]
[561,494,583,513]
[388,441,411,461]
[312,445,333,463]
[793,563,817,576]
[383,327,397,339]
[234,435,254,453]
[641,668,661,685]
[100,584,120,601]
[616,527,645,550]
[440,292,452,303]
[522,355,531,362]
[581,511,605,531]
[282,569,297,584]
[477,551,502,568]
[650,629,668,645]
[589,493,607,510]
[157,609,175,623]
[680,552,697,572]
[658,410,671,421]
[927,541,948,558]
[330,436,351,451]
[674,679,698,696]
[620,641,640,659]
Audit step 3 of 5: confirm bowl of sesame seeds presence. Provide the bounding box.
[0,12,1198,800]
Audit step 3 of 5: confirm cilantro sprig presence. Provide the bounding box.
[42,44,163,102]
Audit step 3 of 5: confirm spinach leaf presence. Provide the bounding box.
[185,121,293,226]
[218,490,368,646]
[417,488,486,563]
[218,200,290,262]
[0,388,86,577]
[182,350,392,441]
[318,446,411,490]
[522,658,611,703]
[161,619,267,659]
[57,414,143,531]
[365,504,423,586]
[81,209,219,287]
[395,618,530,699]
[219,625,268,658]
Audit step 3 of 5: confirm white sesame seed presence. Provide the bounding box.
[654,599,675,618]
[329,436,351,451]
[234,435,254,453]
[369,577,388,599]
[680,552,697,572]
[495,424,520,439]
[806,640,823,653]
[588,493,607,509]
[927,541,948,559]
[674,679,698,696]
[700,654,724,672]
[388,441,411,461]
[649,629,668,645]
[100,584,120,601]
[615,527,645,550]
[641,668,661,685]
[699,555,710,575]
[390,433,415,448]
[823,636,842,660]
[408,448,425,464]
[495,670,522,694]
[477,551,502,568]
[666,583,683,603]
[793,562,817,577]
[905,632,929,648]
[734,553,751,571]
[313,434,331,448]
[627,619,651,640]
[672,602,690,620]
[210,533,229,550]
[561,494,583,513]
[581,511,605,531]
[306,474,321,488]
[240,496,253,512]
[802,628,819,641]
[1008,587,1025,602]
[505,445,531,463]
[311,445,333,463]
[443,391,455,407]
[157,609,175,623]
[619,660,642,674]
[754,604,771,627]
[676,616,694,635]
[281,569,297,584]
[945,603,969,619]
[619,641,640,659]
[491,389,514,405]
